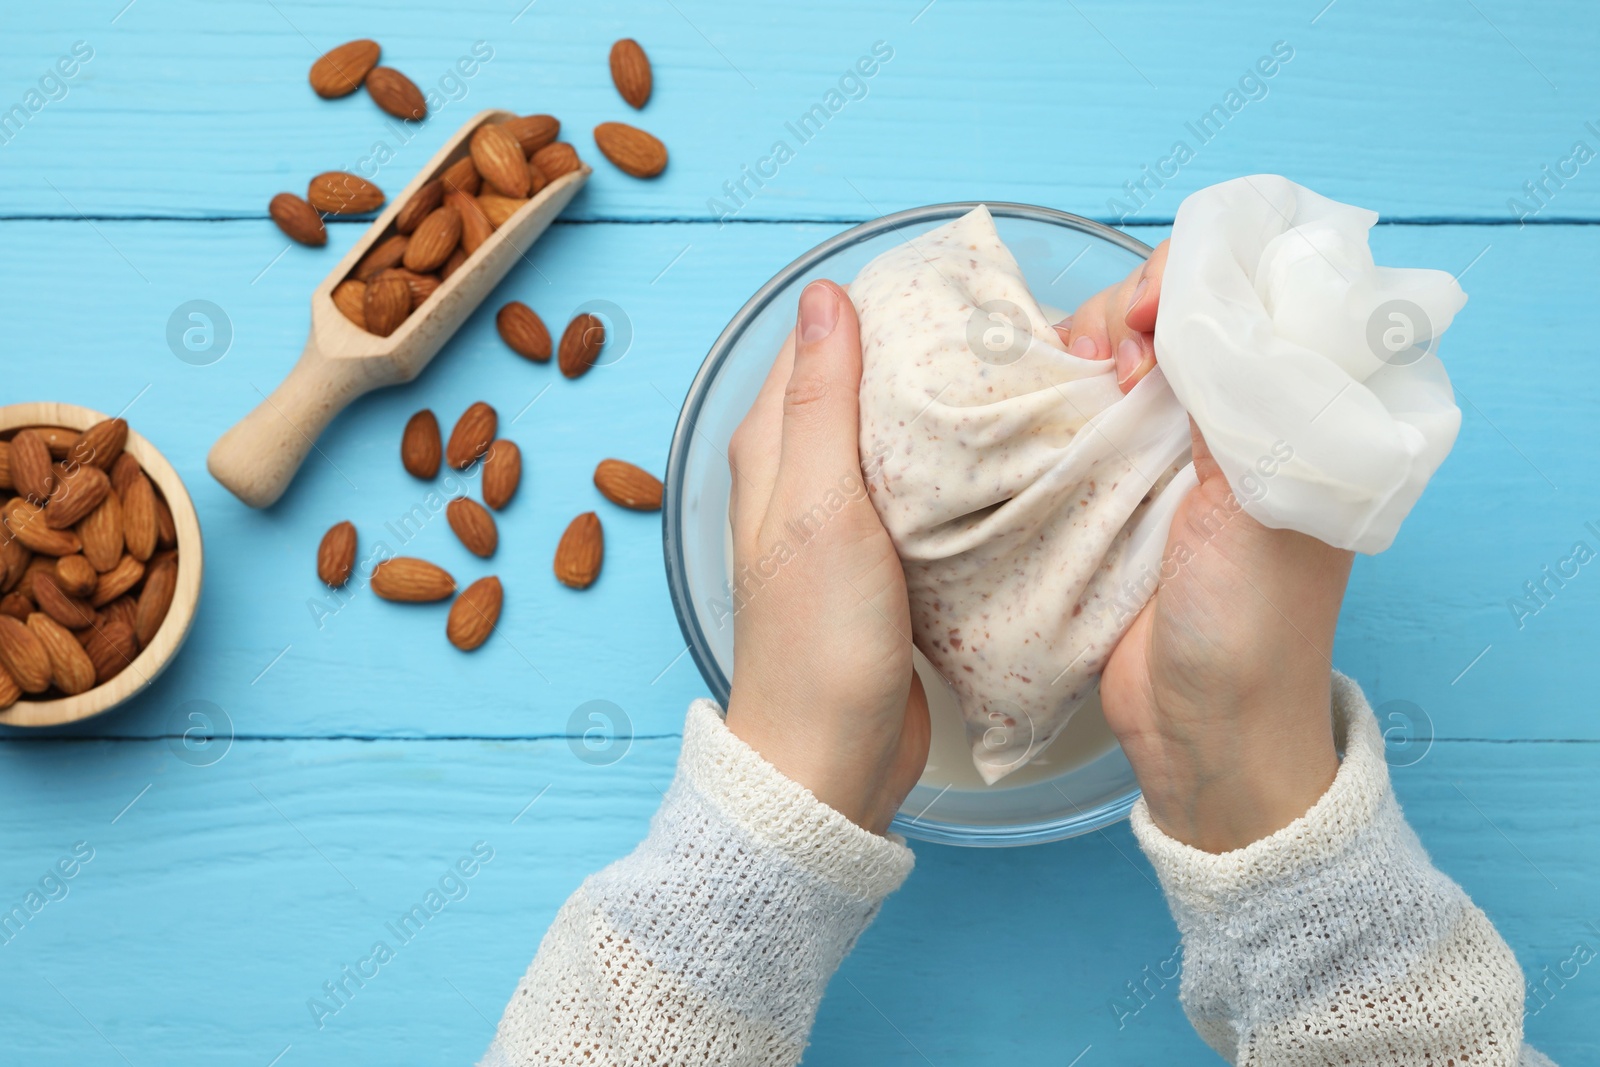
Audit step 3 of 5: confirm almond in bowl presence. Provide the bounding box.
[0,403,203,727]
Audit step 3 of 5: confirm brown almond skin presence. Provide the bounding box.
[309,39,380,98]
[559,313,606,379]
[83,617,139,685]
[110,453,141,497]
[446,498,497,558]
[401,410,442,479]
[15,558,55,602]
[447,189,494,254]
[610,39,653,109]
[28,613,95,695]
[395,178,444,235]
[472,123,531,198]
[77,490,122,572]
[476,194,529,228]
[91,555,144,608]
[318,521,357,588]
[35,428,75,459]
[0,536,28,593]
[0,593,31,622]
[331,279,368,330]
[0,440,10,490]
[270,192,327,247]
[32,572,94,630]
[0,662,18,709]
[154,494,176,549]
[68,419,127,471]
[121,475,158,562]
[446,576,502,651]
[446,402,497,470]
[402,205,462,272]
[364,274,412,337]
[439,156,481,196]
[4,499,81,556]
[374,267,440,307]
[481,441,522,511]
[104,595,138,637]
[0,614,52,693]
[593,122,668,179]
[45,464,110,529]
[496,302,551,361]
[370,558,456,602]
[9,430,56,502]
[531,142,581,180]
[366,66,427,120]
[554,512,604,590]
[526,159,549,196]
[594,459,664,511]
[440,247,468,281]
[134,555,178,647]
[504,114,559,156]
[307,171,385,215]
[352,234,410,281]
[54,555,97,599]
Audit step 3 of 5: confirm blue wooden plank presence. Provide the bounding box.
[0,0,1597,221]
[0,737,1591,1065]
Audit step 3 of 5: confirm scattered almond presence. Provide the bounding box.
[447,498,497,558]
[446,576,502,651]
[496,302,551,362]
[446,402,497,470]
[594,459,664,511]
[593,122,668,179]
[609,39,653,109]
[504,114,560,155]
[481,441,522,511]
[371,557,456,602]
[353,234,410,281]
[309,39,380,98]
[401,410,442,479]
[0,614,51,692]
[364,274,412,337]
[472,122,531,198]
[307,171,385,215]
[91,555,144,607]
[28,613,95,695]
[332,279,368,329]
[68,419,127,471]
[402,205,461,272]
[270,192,327,247]
[134,555,178,647]
[317,521,357,587]
[366,66,427,120]
[554,512,603,590]
[531,142,581,180]
[559,313,606,379]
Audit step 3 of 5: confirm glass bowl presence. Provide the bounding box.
[663,203,1152,846]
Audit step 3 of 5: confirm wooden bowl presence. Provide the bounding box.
[0,402,203,727]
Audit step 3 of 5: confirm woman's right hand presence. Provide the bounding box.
[1062,244,1355,854]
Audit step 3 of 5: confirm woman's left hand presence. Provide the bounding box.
[722,280,930,836]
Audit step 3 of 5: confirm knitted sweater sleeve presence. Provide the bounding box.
[1131,673,1554,1066]
[479,698,915,1067]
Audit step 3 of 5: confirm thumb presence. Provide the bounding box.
[773,280,865,501]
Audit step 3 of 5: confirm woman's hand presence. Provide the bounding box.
[1062,246,1354,854]
[722,280,930,836]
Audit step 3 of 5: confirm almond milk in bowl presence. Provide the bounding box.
[663,204,1152,846]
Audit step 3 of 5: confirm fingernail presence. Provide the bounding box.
[1054,316,1073,333]
[799,281,839,344]
[1070,336,1100,360]
[1125,276,1149,316]
[1115,338,1143,386]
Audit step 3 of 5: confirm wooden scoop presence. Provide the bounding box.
[208,108,589,508]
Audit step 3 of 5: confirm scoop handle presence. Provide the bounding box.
[207,334,383,508]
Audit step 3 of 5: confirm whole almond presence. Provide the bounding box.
[526,159,549,195]
[558,313,606,379]
[121,475,158,562]
[68,419,127,471]
[33,572,93,630]
[402,206,461,272]
[4,499,81,556]
[318,521,357,587]
[269,192,327,246]
[446,402,497,470]
[309,39,380,98]
[447,189,495,254]
[370,557,456,602]
[531,142,581,180]
[440,156,481,196]
[446,576,502,651]
[395,178,444,235]
[593,122,667,179]
[447,498,497,558]
[78,488,123,573]
[35,428,75,459]
[471,123,531,198]
[440,247,468,280]
[54,555,97,599]
[594,459,664,511]
[0,593,30,622]
[0,614,52,693]
[374,267,440,306]
[307,171,385,215]
[91,555,144,607]
[476,194,529,228]
[481,440,522,511]
[554,512,603,590]
[0,440,10,490]
[366,66,427,120]
[10,430,55,502]
[110,453,141,497]
[134,555,178,647]
[104,595,137,637]
[364,274,412,337]
[15,558,54,601]
[496,302,551,362]
[0,535,28,592]
[332,279,368,329]
[45,464,110,529]
[609,39,653,109]
[0,663,17,709]
[154,495,176,549]
[504,114,560,156]
[83,617,139,685]
[353,234,410,281]
[401,409,442,479]
[28,613,95,695]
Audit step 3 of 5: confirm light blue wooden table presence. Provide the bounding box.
[3,2,1596,1063]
